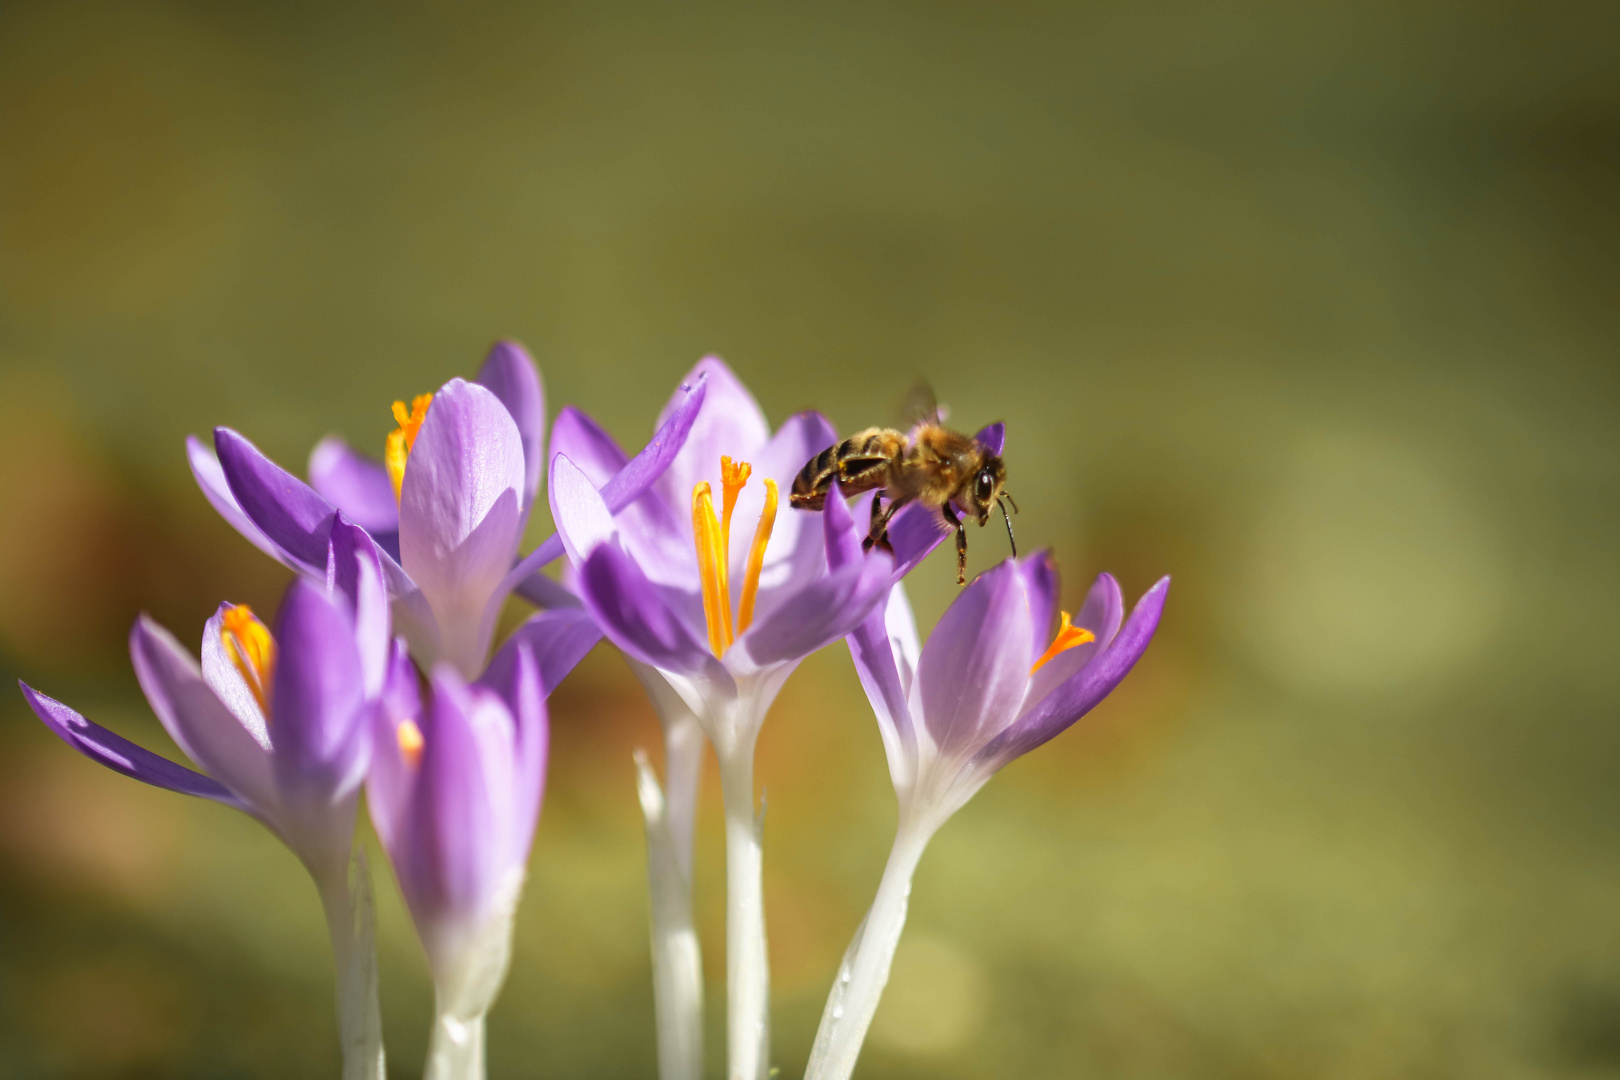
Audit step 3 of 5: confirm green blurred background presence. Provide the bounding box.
[2,1,1616,1076]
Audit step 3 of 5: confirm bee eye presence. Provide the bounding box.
[974,470,995,504]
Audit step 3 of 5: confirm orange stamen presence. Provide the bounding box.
[385,393,433,501]
[735,479,778,634]
[221,604,277,714]
[692,482,734,656]
[720,456,752,567]
[1031,611,1096,673]
[397,719,425,768]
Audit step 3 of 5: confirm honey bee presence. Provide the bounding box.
[789,387,1016,584]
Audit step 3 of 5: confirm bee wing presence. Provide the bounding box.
[899,381,945,428]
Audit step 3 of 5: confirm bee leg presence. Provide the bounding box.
[942,502,968,584]
[862,492,885,554]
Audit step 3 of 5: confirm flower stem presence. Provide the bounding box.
[425,1006,486,1080]
[316,849,387,1080]
[804,821,934,1080]
[718,744,770,1080]
[637,749,706,1080]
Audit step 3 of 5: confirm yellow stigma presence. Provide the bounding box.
[397,719,425,768]
[221,604,277,714]
[385,393,433,502]
[1031,611,1096,674]
[691,459,778,657]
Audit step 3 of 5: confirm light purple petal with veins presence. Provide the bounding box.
[1023,571,1123,710]
[326,517,391,697]
[654,357,770,519]
[475,340,546,514]
[739,549,894,669]
[845,585,920,789]
[201,605,270,746]
[20,682,246,809]
[916,560,1033,758]
[269,580,368,803]
[548,454,619,567]
[575,545,721,680]
[1020,550,1061,659]
[481,608,601,701]
[308,437,399,536]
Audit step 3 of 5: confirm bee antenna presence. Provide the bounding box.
[999,497,1017,557]
[1002,492,1019,514]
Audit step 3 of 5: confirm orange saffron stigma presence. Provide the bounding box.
[385,393,433,501]
[397,719,425,768]
[692,459,779,657]
[1031,611,1096,673]
[221,604,277,714]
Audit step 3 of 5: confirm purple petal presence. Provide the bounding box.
[477,644,549,851]
[734,411,837,589]
[481,607,601,701]
[886,502,951,581]
[576,545,719,679]
[130,615,278,816]
[398,379,526,675]
[980,576,1169,770]
[308,437,399,536]
[270,580,368,802]
[845,585,920,789]
[740,549,895,669]
[475,340,546,514]
[366,641,421,858]
[502,376,707,593]
[654,357,770,520]
[1023,572,1124,710]
[326,517,391,698]
[20,682,245,808]
[511,572,582,610]
[200,605,271,746]
[550,406,687,578]
[549,454,618,566]
[916,560,1033,759]
[548,405,627,487]
[974,421,1005,456]
[188,435,293,567]
[215,427,338,574]
[821,480,863,572]
[1020,550,1061,659]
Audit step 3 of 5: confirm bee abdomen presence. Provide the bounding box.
[790,428,903,510]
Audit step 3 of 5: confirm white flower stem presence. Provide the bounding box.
[718,743,770,1080]
[316,848,387,1080]
[425,1006,486,1080]
[804,820,935,1080]
[636,749,706,1080]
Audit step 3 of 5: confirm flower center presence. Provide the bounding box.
[1031,611,1096,673]
[692,456,778,657]
[221,604,277,714]
[385,393,433,501]
[397,718,425,768]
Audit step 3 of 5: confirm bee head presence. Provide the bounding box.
[966,455,1007,526]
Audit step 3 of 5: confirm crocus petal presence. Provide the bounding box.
[884,501,951,580]
[503,375,707,588]
[728,410,838,587]
[548,454,619,567]
[475,340,546,514]
[478,644,549,857]
[549,406,688,580]
[980,576,1169,770]
[327,517,391,698]
[20,682,245,808]
[481,607,601,702]
[188,435,291,567]
[366,640,421,857]
[308,437,400,537]
[270,580,368,802]
[130,615,278,817]
[1022,571,1124,710]
[974,421,1005,457]
[200,605,271,747]
[398,378,526,676]
[1020,550,1061,658]
[820,480,864,572]
[740,548,895,669]
[575,545,719,680]
[845,585,920,792]
[655,357,770,518]
[916,560,1033,759]
[215,427,338,573]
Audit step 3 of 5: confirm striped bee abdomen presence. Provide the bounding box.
[789,427,904,510]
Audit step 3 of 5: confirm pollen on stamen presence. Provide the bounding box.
[735,478,778,634]
[719,456,752,566]
[397,719,425,768]
[385,393,433,501]
[1031,611,1096,673]
[692,482,734,657]
[221,604,276,714]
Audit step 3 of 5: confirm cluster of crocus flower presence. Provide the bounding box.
[19,342,1166,1080]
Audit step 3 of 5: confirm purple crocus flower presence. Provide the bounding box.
[367,638,548,1080]
[805,555,1169,1080]
[19,519,394,1080]
[187,341,705,678]
[547,357,904,1080]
